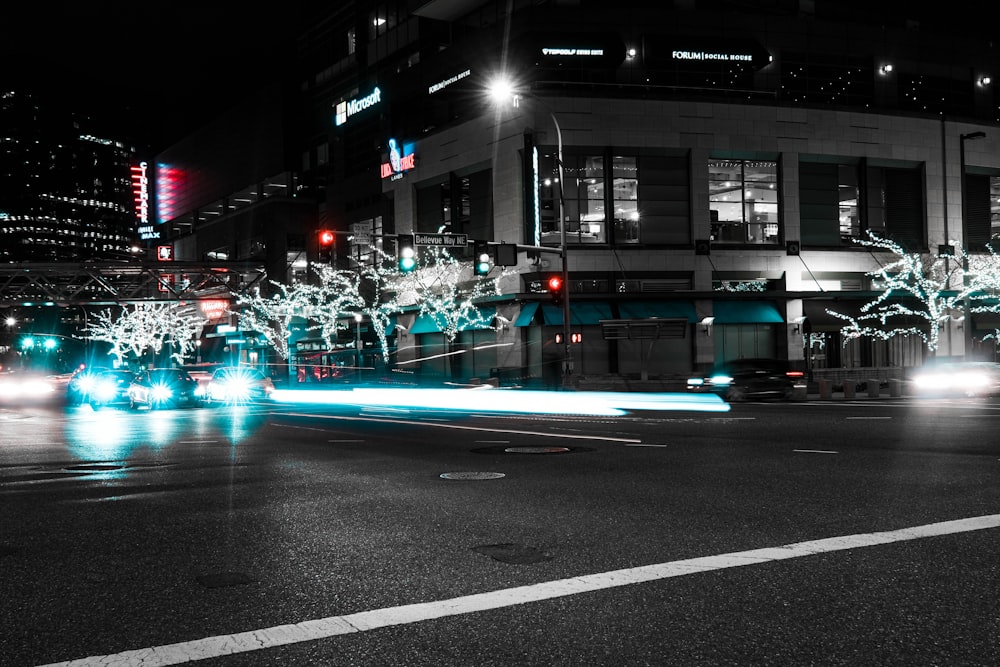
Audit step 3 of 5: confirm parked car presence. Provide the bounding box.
[206,366,275,404]
[87,369,136,409]
[687,358,806,402]
[909,360,1000,397]
[128,368,206,410]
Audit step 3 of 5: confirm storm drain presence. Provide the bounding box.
[196,572,255,589]
[472,543,553,565]
[440,472,506,481]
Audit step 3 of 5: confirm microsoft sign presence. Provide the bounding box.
[335,87,382,127]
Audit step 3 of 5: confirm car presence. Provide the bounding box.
[128,368,206,410]
[687,358,806,402]
[0,370,61,403]
[909,360,1000,397]
[87,369,136,409]
[205,366,275,405]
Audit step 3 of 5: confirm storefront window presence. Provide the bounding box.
[709,159,780,245]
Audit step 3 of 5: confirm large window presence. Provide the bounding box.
[800,159,924,250]
[800,161,860,246]
[964,173,1000,252]
[533,150,688,246]
[709,159,779,245]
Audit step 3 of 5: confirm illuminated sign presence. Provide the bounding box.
[130,161,149,225]
[672,50,753,62]
[157,245,173,261]
[137,225,161,240]
[380,138,416,180]
[541,47,605,56]
[200,300,229,322]
[335,87,382,127]
[429,69,471,94]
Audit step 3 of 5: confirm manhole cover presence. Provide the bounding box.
[473,543,553,565]
[440,472,506,480]
[504,446,571,454]
[472,446,593,455]
[196,572,255,589]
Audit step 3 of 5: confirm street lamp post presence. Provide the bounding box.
[960,131,986,360]
[490,80,573,384]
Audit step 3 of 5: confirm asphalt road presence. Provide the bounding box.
[2,393,999,666]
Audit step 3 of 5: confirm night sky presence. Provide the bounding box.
[2,4,303,153]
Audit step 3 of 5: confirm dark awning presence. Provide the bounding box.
[514,302,540,327]
[409,307,497,334]
[713,301,784,324]
[540,302,613,326]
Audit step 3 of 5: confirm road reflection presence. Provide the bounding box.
[63,405,271,462]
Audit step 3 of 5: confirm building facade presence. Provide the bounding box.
[158,0,1000,384]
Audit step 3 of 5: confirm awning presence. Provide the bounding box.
[409,306,498,334]
[540,301,613,326]
[514,302,540,327]
[617,300,697,322]
[713,300,784,324]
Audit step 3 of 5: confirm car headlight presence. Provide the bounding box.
[151,384,173,401]
[709,374,734,386]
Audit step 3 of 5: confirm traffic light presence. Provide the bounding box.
[318,229,335,263]
[473,240,491,276]
[397,234,417,273]
[547,274,564,304]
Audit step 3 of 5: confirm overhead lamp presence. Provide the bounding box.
[978,76,992,87]
[626,48,636,59]
[791,316,807,335]
[700,316,715,335]
[880,64,893,75]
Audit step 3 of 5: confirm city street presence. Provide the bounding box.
[2,393,1000,666]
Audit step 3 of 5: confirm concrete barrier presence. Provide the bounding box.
[818,379,833,399]
[889,379,903,397]
[867,379,880,397]
[842,380,856,399]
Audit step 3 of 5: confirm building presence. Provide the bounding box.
[156,0,1000,385]
[0,90,141,263]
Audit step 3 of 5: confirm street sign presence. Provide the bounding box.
[414,233,468,247]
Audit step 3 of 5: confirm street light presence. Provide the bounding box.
[488,77,573,384]
[960,130,986,359]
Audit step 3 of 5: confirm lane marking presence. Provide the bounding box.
[794,449,839,454]
[845,416,892,420]
[41,513,1000,667]
[626,444,668,448]
[274,413,643,444]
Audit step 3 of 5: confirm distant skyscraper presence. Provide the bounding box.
[0,90,140,262]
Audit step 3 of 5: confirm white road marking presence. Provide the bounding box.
[845,416,892,420]
[275,413,643,443]
[40,513,1000,667]
[794,449,839,454]
[626,444,668,448]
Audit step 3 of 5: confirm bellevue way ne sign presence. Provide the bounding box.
[415,233,468,246]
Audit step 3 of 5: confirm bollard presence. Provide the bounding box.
[842,380,856,399]
[867,379,880,397]
[818,379,832,399]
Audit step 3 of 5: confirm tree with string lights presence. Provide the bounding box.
[85,303,206,368]
[826,232,1000,353]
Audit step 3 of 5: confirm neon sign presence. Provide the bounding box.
[335,87,382,127]
[429,69,471,94]
[199,300,229,321]
[380,138,416,180]
[130,161,149,225]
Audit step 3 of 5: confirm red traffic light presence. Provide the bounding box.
[319,230,335,246]
[547,275,563,292]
